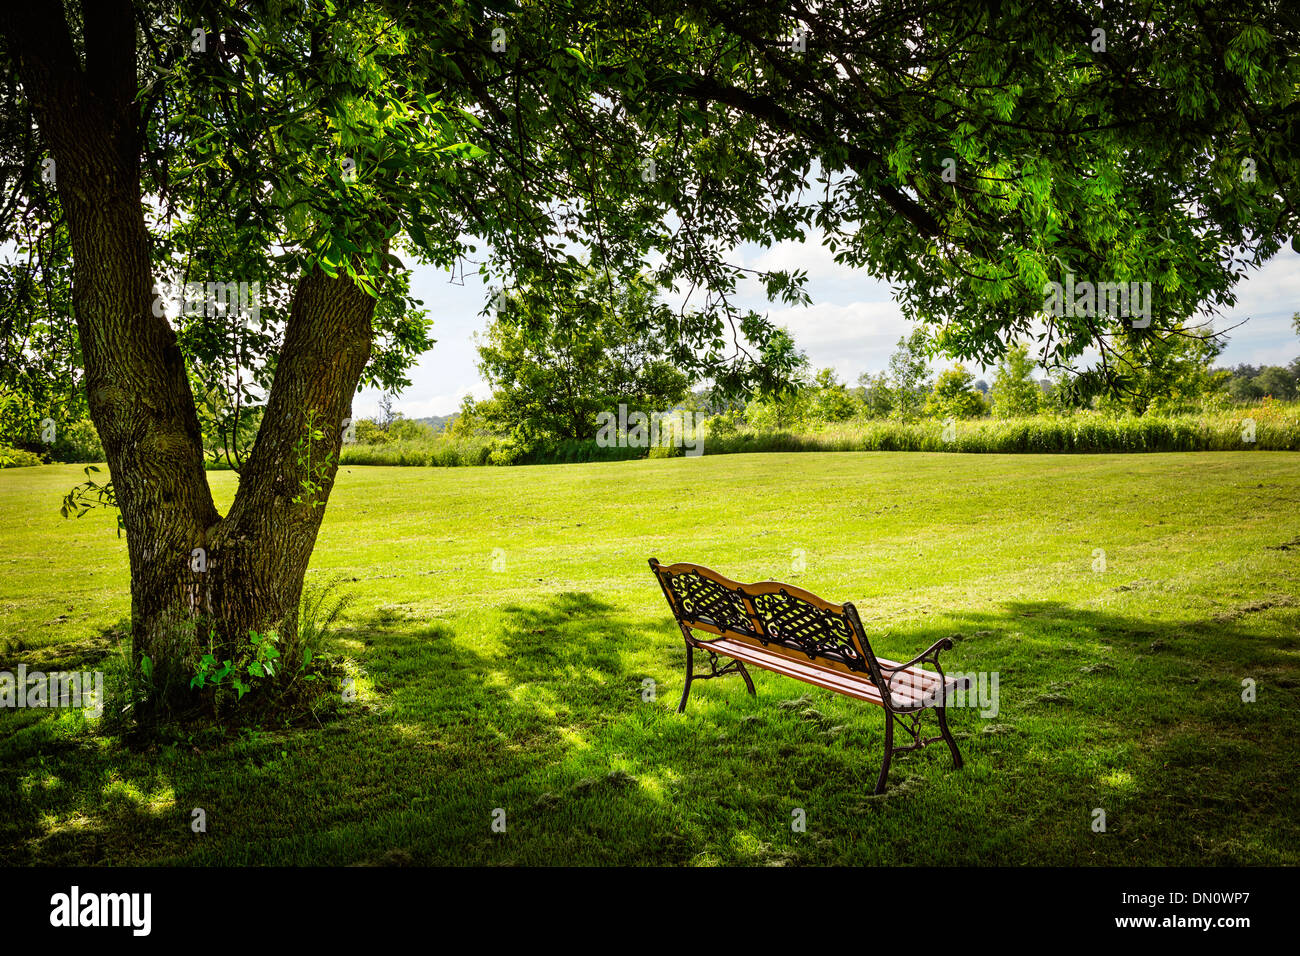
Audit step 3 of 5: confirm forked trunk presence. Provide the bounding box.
[199,267,376,670]
[4,0,376,713]
[134,268,375,708]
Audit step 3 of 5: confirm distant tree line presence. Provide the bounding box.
[395,308,1300,448]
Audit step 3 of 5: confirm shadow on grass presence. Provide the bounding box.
[2,591,1297,865]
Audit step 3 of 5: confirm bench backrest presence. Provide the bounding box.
[649,558,887,687]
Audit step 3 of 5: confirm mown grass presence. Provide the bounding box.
[1,453,1298,865]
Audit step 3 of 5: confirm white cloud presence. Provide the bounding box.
[1214,248,1300,365]
[1224,249,1300,317]
[353,380,490,421]
[764,299,914,379]
[746,238,849,282]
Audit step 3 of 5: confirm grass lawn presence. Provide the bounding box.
[2,452,1298,865]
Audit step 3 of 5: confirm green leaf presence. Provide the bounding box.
[441,142,488,161]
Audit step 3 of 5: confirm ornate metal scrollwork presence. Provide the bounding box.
[705,650,745,678]
[749,589,866,671]
[888,708,952,755]
[665,570,754,635]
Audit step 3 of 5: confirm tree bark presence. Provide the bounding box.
[204,267,375,649]
[6,1,218,693]
[3,1,375,710]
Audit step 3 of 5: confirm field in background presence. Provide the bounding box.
[326,403,1300,468]
[6,402,1298,472]
[1,453,1298,865]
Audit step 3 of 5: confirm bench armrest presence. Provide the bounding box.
[878,637,954,674]
[880,638,956,709]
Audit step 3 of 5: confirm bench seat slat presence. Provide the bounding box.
[702,637,885,703]
[699,637,967,710]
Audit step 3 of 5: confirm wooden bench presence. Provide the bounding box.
[649,558,970,794]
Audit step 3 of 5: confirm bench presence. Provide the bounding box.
[649,558,970,794]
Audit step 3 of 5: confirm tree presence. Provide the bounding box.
[744,345,813,430]
[1251,365,1298,401]
[0,1,477,707]
[1226,364,1263,402]
[807,368,858,423]
[887,331,932,421]
[1100,324,1227,414]
[991,343,1044,417]
[376,393,398,432]
[925,366,987,419]
[477,270,692,444]
[856,371,895,419]
[445,394,492,441]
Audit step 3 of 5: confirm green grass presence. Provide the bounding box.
[2,452,1298,865]
[320,403,1300,469]
[706,405,1300,454]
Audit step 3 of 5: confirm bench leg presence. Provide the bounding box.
[873,712,894,795]
[677,645,754,713]
[936,705,963,770]
[676,644,694,714]
[735,661,756,697]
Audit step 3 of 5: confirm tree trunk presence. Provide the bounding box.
[4,1,375,712]
[203,268,375,650]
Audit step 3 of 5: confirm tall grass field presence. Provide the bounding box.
[326,405,1300,468]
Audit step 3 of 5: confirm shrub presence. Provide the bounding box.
[700,405,1300,455]
[51,419,105,462]
[0,445,43,468]
[211,401,1300,469]
[924,366,987,419]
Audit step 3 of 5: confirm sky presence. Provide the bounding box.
[362,240,1300,419]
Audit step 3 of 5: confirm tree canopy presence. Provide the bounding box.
[575,0,1299,394]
